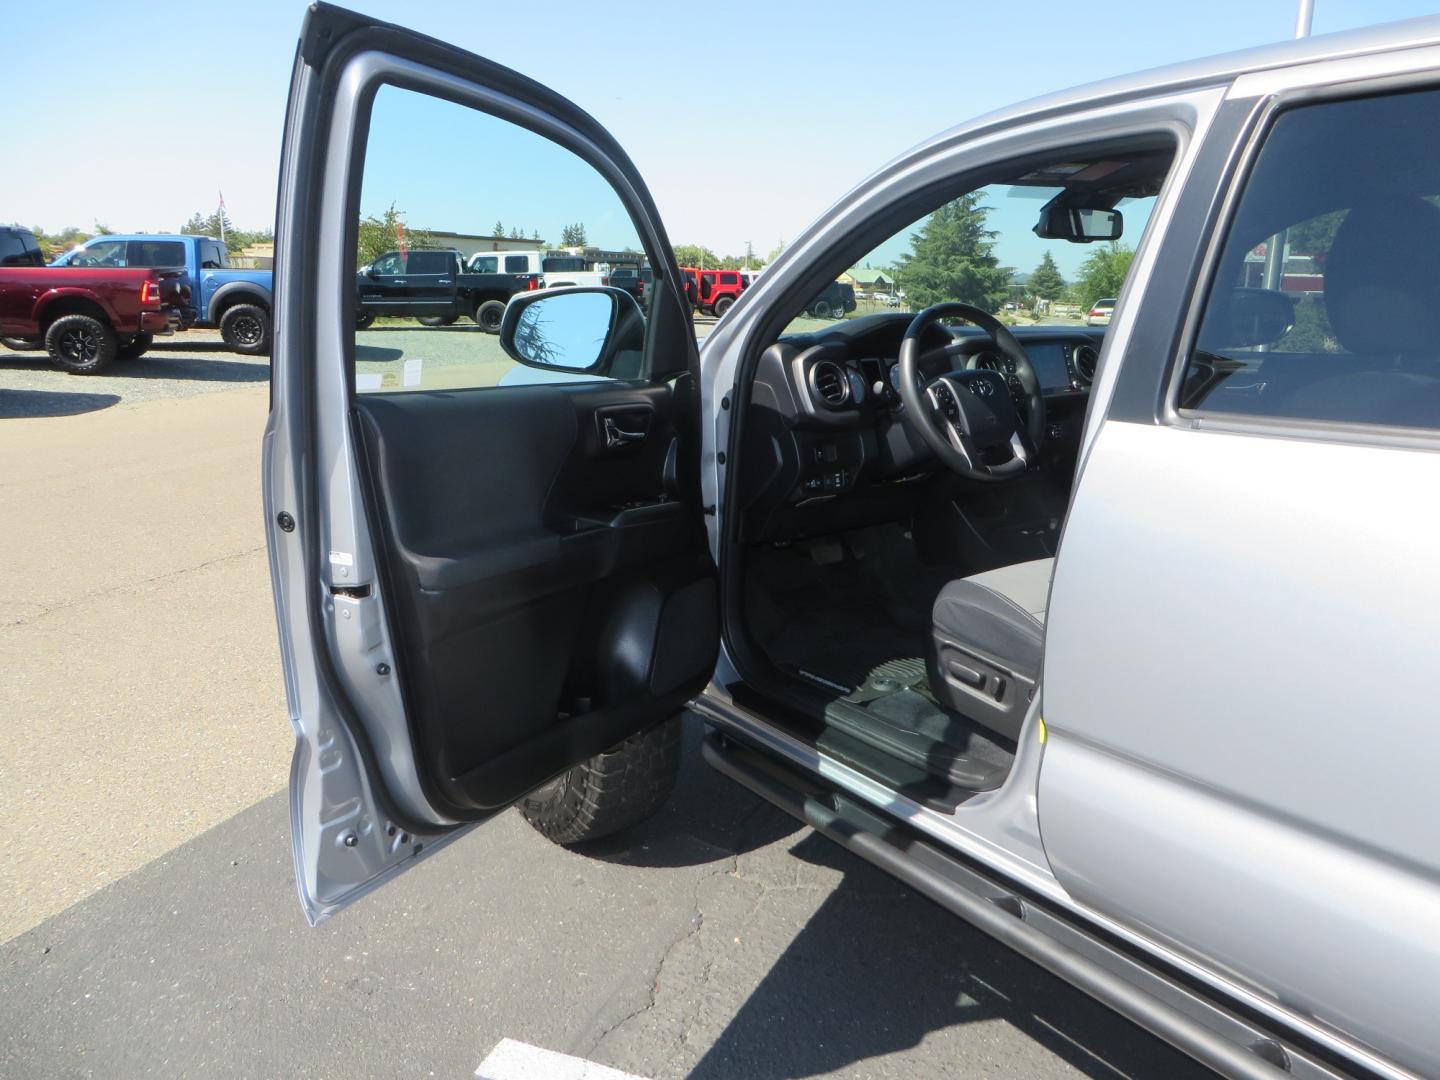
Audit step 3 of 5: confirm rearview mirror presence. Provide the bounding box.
[1198,287,1296,349]
[1034,202,1123,243]
[500,286,645,373]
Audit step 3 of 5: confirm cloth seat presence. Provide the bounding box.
[927,557,1054,742]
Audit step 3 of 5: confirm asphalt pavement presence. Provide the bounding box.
[0,330,1207,1079]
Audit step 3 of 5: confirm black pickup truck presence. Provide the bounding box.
[355,247,536,332]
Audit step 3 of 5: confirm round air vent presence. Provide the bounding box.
[1073,345,1099,385]
[810,360,851,408]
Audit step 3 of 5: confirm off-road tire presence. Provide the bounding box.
[713,295,735,317]
[417,314,457,327]
[116,332,153,361]
[220,303,271,356]
[1,336,41,351]
[519,716,682,846]
[473,299,506,333]
[810,299,833,318]
[356,311,376,330]
[45,314,116,374]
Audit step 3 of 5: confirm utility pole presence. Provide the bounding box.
[744,241,752,271]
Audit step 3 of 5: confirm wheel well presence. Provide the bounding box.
[38,297,110,334]
[213,292,270,320]
[472,293,509,308]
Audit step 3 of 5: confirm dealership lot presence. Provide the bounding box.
[0,332,1202,1077]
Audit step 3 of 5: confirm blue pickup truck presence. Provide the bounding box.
[52,234,273,354]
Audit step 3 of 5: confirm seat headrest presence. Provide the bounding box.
[1323,197,1440,355]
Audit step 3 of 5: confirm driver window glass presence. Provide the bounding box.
[75,240,128,267]
[781,181,1156,337]
[1180,90,1440,429]
[354,83,644,394]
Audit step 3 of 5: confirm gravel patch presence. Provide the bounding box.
[0,331,267,417]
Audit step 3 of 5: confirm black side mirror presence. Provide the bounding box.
[500,286,645,374]
[1034,201,1124,243]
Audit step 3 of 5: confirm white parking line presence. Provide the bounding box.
[475,1039,652,1080]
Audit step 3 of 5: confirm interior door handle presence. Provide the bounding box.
[604,416,647,448]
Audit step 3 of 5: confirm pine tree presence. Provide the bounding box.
[895,194,1011,311]
[1028,251,1066,301]
[560,222,588,247]
[492,220,505,238]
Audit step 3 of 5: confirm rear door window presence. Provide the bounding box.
[406,250,452,275]
[469,254,498,272]
[130,241,187,267]
[504,254,530,273]
[0,231,24,265]
[1180,89,1440,431]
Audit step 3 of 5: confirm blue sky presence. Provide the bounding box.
[4,0,1437,274]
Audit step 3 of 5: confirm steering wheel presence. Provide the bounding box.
[897,302,1046,482]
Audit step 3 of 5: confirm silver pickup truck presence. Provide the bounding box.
[265,7,1440,1078]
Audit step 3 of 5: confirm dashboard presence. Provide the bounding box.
[738,314,1103,542]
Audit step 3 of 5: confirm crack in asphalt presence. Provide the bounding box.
[3,544,267,629]
[585,854,739,1063]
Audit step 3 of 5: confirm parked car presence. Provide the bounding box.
[0,265,188,372]
[359,247,536,331]
[695,268,746,316]
[463,250,608,289]
[605,264,649,302]
[1085,297,1116,325]
[268,9,1440,1080]
[804,280,857,318]
[0,225,45,268]
[51,234,272,355]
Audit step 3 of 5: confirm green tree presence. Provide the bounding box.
[492,220,505,237]
[1027,251,1066,301]
[673,243,719,268]
[1072,242,1134,310]
[509,226,524,240]
[355,203,433,267]
[894,193,1011,312]
[560,222,588,247]
[1286,210,1345,257]
[179,209,253,253]
[32,224,96,259]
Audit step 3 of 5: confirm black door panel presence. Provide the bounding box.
[354,382,716,817]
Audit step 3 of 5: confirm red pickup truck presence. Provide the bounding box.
[0,266,189,373]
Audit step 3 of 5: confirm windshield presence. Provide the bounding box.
[782,181,1156,336]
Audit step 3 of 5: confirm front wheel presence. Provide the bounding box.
[219,304,271,356]
[473,299,506,333]
[519,716,682,846]
[356,310,376,330]
[45,314,117,374]
[1,336,41,351]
